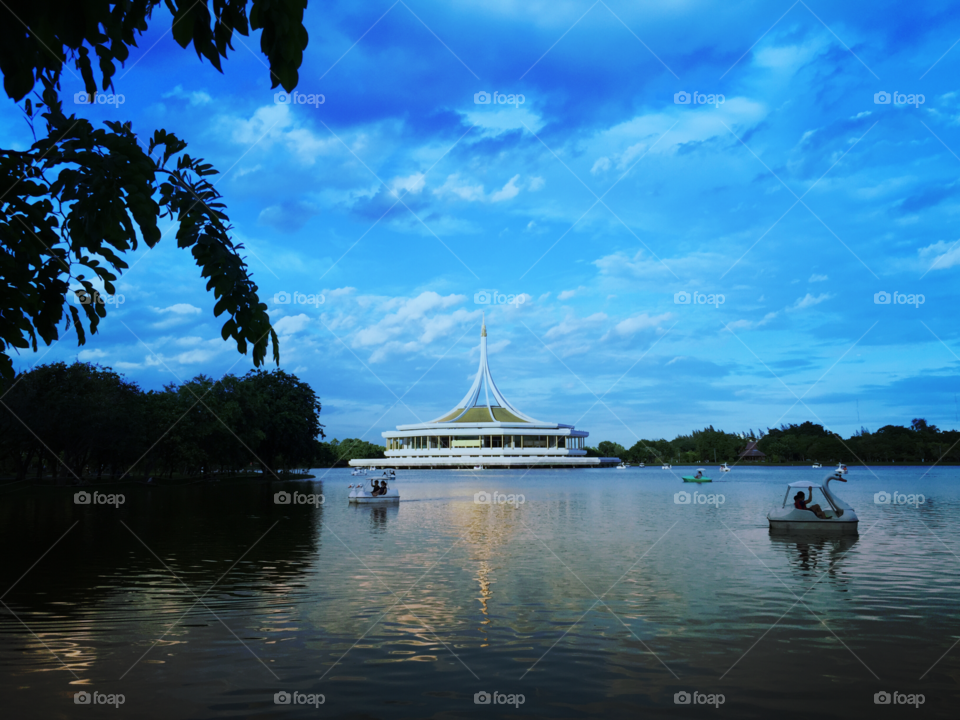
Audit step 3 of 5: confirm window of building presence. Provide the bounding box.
[492,436,503,448]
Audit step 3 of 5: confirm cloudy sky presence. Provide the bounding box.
[6,0,960,446]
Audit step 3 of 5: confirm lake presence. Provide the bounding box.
[1,465,956,718]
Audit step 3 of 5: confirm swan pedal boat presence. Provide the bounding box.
[767,472,858,535]
[349,478,400,504]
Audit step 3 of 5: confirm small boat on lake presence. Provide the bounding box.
[616,462,629,469]
[662,463,671,469]
[351,468,366,476]
[683,475,712,483]
[719,463,731,472]
[349,477,399,504]
[811,462,822,469]
[767,471,858,535]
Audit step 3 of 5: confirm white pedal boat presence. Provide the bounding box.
[720,462,731,472]
[349,478,399,504]
[767,472,858,535]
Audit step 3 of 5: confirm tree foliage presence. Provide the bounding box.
[0,1,310,380]
[0,361,324,481]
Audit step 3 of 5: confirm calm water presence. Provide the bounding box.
[1,466,958,718]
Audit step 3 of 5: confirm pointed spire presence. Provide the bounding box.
[481,312,486,337]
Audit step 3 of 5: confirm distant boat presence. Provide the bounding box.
[836,463,847,474]
[683,475,712,483]
[811,462,822,469]
[662,463,671,469]
[351,468,366,476]
[638,463,645,468]
[473,465,484,470]
[616,462,629,469]
[719,463,731,472]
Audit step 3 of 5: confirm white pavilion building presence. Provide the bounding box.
[349,318,621,470]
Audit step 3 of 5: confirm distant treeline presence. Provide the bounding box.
[0,362,326,482]
[313,438,386,468]
[589,420,959,465]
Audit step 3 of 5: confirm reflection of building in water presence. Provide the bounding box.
[350,317,620,469]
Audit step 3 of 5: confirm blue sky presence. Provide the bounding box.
[6,0,960,446]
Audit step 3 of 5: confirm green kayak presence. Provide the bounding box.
[682,476,712,483]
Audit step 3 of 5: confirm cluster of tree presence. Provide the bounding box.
[312,438,386,468]
[0,362,324,482]
[590,419,959,465]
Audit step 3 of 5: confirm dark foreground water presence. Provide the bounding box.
[1,465,958,718]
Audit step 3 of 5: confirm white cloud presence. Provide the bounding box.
[918,240,960,271]
[389,173,426,197]
[226,104,336,165]
[490,174,521,202]
[274,314,312,336]
[78,349,107,361]
[558,286,586,301]
[808,273,828,282]
[608,312,673,338]
[528,176,545,191]
[154,304,202,315]
[150,303,203,329]
[791,293,833,310]
[544,312,608,340]
[162,85,212,106]
[726,312,778,331]
[434,173,485,201]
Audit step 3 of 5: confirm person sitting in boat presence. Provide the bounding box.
[794,490,827,519]
[695,470,703,479]
[370,480,382,496]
